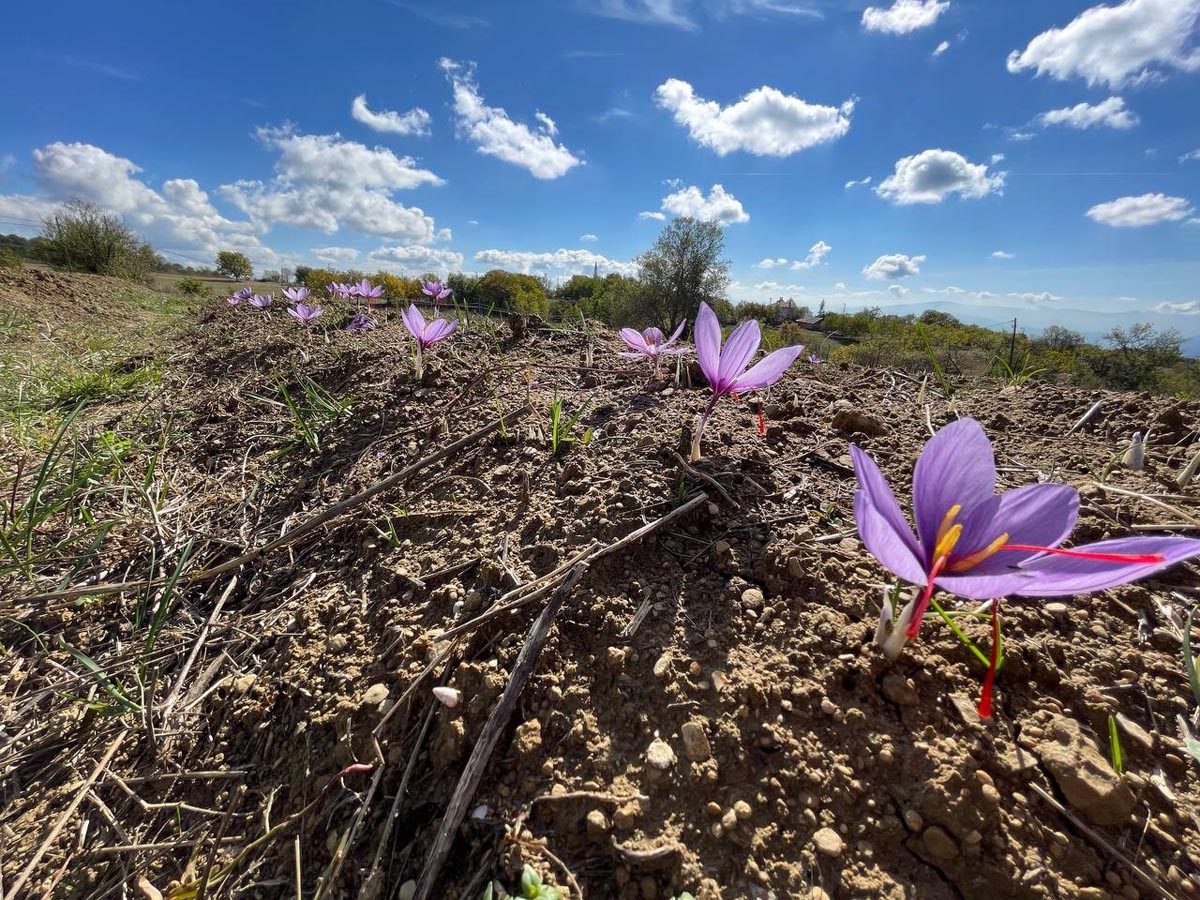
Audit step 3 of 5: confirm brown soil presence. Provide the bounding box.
[3,270,1200,900]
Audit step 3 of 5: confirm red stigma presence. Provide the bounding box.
[757,399,766,436]
[977,600,1001,719]
[1002,545,1166,565]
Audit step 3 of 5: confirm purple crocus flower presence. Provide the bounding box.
[227,287,252,305]
[248,293,272,309]
[619,321,690,377]
[345,312,375,332]
[352,279,384,304]
[287,303,324,325]
[421,280,453,307]
[807,353,821,367]
[283,287,309,304]
[689,301,804,460]
[400,303,456,379]
[853,417,1200,653]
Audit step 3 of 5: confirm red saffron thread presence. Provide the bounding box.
[1000,545,1165,565]
[907,554,948,639]
[978,600,1001,719]
[757,399,766,436]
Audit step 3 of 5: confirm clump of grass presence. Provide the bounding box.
[548,394,592,456]
[1107,714,1125,774]
[916,323,954,399]
[268,372,354,452]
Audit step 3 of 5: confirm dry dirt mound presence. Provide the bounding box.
[2,293,1200,900]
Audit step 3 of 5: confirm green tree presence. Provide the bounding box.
[475,269,549,315]
[40,199,157,281]
[638,217,730,332]
[216,250,253,281]
[1035,325,1085,352]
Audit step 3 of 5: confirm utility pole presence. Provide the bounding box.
[1007,318,1018,370]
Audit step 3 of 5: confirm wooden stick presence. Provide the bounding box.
[160,576,238,724]
[413,564,587,900]
[8,728,128,898]
[671,452,738,508]
[1067,400,1104,435]
[18,406,530,605]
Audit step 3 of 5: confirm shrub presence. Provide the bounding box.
[40,199,157,282]
[0,248,23,269]
[177,277,207,297]
[372,271,422,301]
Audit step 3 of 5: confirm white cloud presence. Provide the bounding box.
[991,250,1015,259]
[834,281,847,291]
[220,126,444,242]
[876,149,1005,204]
[1181,149,1200,162]
[1154,300,1200,314]
[367,244,465,273]
[1009,291,1062,302]
[440,58,582,179]
[350,94,432,136]
[863,253,925,279]
[638,210,667,221]
[793,240,832,269]
[653,78,853,156]
[754,280,808,293]
[587,0,698,29]
[862,0,950,34]
[583,0,823,30]
[580,233,598,242]
[1086,192,1195,226]
[1036,96,1139,130]
[922,285,967,294]
[887,284,909,297]
[756,257,789,269]
[312,246,361,265]
[7,141,279,267]
[1007,0,1200,89]
[990,153,1006,164]
[474,247,637,276]
[933,39,951,56]
[467,218,480,225]
[0,193,59,223]
[1008,131,1036,142]
[845,176,873,189]
[657,183,750,224]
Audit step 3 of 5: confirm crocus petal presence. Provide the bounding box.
[695,302,722,388]
[850,445,924,570]
[286,307,303,321]
[643,327,665,347]
[957,483,1080,575]
[402,303,426,339]
[664,318,687,347]
[619,328,650,353]
[1013,536,1200,596]
[617,351,646,359]
[912,419,997,558]
[934,569,1040,600]
[425,319,456,344]
[729,344,804,393]
[438,288,452,300]
[717,319,761,389]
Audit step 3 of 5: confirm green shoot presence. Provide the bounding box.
[271,372,354,452]
[927,595,1003,671]
[518,865,562,900]
[1184,607,1200,706]
[916,323,954,399]
[548,393,593,456]
[140,540,194,679]
[990,352,1046,387]
[56,633,142,715]
[1107,714,1125,774]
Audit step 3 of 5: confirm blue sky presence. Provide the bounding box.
[2,0,1199,336]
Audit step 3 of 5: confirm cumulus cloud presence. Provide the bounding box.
[933,39,951,56]
[753,241,831,270]
[845,176,872,189]
[1036,96,1139,129]
[875,149,1005,204]
[646,183,749,225]
[1155,300,1200,314]
[350,94,432,136]
[1181,149,1200,162]
[1007,0,1200,88]
[638,210,667,221]
[887,284,909,297]
[220,126,444,242]
[862,0,950,34]
[756,257,789,269]
[367,244,465,273]
[583,0,823,30]
[440,58,582,179]
[653,78,853,156]
[754,280,808,293]
[474,247,637,276]
[991,250,1015,259]
[312,246,361,265]
[1009,291,1062,302]
[922,285,967,294]
[863,253,925,279]
[1086,192,1195,226]
[0,141,279,266]
[991,153,1006,164]
[1008,131,1036,142]
[580,233,598,242]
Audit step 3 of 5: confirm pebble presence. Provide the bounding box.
[646,738,676,771]
[327,634,349,654]
[231,674,256,694]
[680,721,713,762]
[922,825,960,860]
[881,673,918,706]
[1045,602,1071,620]
[903,809,924,832]
[813,827,845,858]
[586,809,610,838]
[733,800,752,820]
[361,683,389,706]
[741,587,765,609]
[398,881,416,900]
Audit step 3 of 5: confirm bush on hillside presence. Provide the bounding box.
[40,199,157,282]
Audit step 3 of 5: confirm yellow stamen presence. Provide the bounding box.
[948,532,1010,573]
[934,523,962,562]
[935,504,962,547]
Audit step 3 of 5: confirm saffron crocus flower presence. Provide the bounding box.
[283,287,309,304]
[227,287,252,305]
[690,301,804,461]
[345,312,375,332]
[853,417,1200,661]
[421,280,453,306]
[287,303,324,325]
[248,293,272,309]
[400,303,456,379]
[619,321,690,377]
[352,279,384,305]
[807,353,821,367]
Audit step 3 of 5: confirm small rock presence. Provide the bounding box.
[231,674,256,695]
[614,804,638,830]
[361,683,389,707]
[586,809,610,838]
[788,557,805,578]
[902,809,924,832]
[514,720,543,761]
[327,634,349,654]
[398,881,416,900]
[733,800,752,820]
[653,654,672,678]
[741,587,765,609]
[832,408,889,437]
[680,721,713,762]
[881,673,918,706]
[813,827,844,858]
[1036,714,1136,826]
[432,686,460,707]
[1045,602,1071,620]
[922,825,960,860]
[646,738,677,771]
